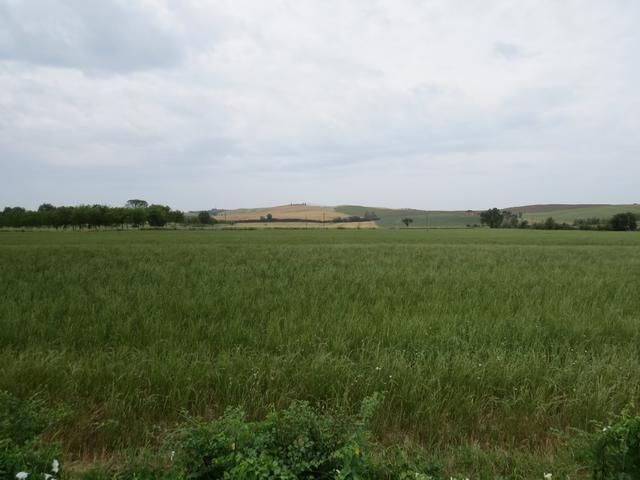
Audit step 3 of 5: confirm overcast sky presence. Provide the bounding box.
[1,0,639,211]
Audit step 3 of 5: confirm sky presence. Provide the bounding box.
[1,0,639,211]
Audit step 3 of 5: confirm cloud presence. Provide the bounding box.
[0,0,187,72]
[1,0,639,210]
[493,42,528,61]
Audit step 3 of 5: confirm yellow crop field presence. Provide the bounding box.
[214,204,348,222]
[223,220,378,229]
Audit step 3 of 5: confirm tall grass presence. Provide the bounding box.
[1,229,640,474]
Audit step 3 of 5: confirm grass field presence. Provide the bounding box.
[520,204,640,224]
[336,205,481,228]
[2,229,640,477]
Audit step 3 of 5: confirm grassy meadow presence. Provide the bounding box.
[336,205,481,228]
[2,229,640,477]
[520,204,640,224]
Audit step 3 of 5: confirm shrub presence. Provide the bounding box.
[609,212,638,231]
[572,410,640,479]
[172,395,385,480]
[0,391,63,480]
[169,393,441,479]
[590,411,640,479]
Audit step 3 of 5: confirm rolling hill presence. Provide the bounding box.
[211,203,640,228]
[335,205,480,228]
[515,204,640,223]
[213,204,346,222]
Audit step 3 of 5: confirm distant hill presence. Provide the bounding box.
[209,203,640,228]
[516,204,640,223]
[214,204,350,222]
[335,205,481,228]
[505,204,608,214]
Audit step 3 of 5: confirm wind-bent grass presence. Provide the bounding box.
[1,229,639,475]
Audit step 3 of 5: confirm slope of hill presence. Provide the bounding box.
[506,204,608,214]
[519,204,640,223]
[211,203,639,228]
[335,205,480,228]
[214,204,346,222]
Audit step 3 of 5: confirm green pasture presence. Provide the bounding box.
[335,205,480,227]
[1,229,639,477]
[522,204,640,223]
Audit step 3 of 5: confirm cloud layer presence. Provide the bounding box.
[1,0,639,210]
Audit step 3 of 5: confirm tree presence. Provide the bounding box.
[147,205,169,227]
[125,199,148,209]
[544,217,558,230]
[480,208,504,228]
[1,207,26,228]
[167,210,185,224]
[107,207,128,229]
[37,203,56,212]
[71,205,95,229]
[401,217,413,227]
[500,210,521,228]
[609,212,638,231]
[126,208,146,227]
[53,207,73,229]
[266,213,273,222]
[198,211,211,225]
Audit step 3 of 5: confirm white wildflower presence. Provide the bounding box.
[43,475,53,480]
[602,426,610,432]
[16,473,28,480]
[51,460,59,474]
[170,450,175,462]
[544,473,552,479]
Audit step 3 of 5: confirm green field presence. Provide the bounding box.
[520,204,640,224]
[335,203,640,228]
[2,229,640,477]
[336,205,481,227]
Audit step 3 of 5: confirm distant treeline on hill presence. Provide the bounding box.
[0,199,218,229]
[479,208,638,231]
[0,201,381,229]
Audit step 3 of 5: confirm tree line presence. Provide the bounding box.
[480,208,638,231]
[0,199,217,229]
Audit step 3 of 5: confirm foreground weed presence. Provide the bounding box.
[0,391,63,480]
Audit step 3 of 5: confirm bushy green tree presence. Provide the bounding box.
[197,211,211,225]
[147,205,170,227]
[609,212,637,231]
[37,203,55,212]
[544,217,558,230]
[125,199,148,209]
[500,210,522,228]
[126,208,147,227]
[480,208,504,228]
[168,210,185,224]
